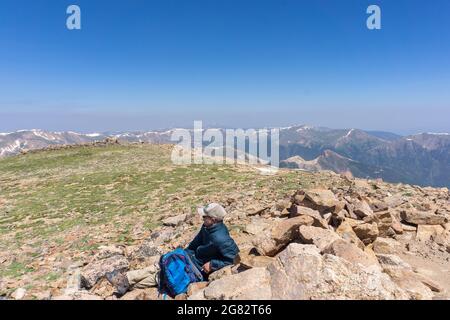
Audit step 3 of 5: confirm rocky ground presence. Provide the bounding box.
[0,142,449,300]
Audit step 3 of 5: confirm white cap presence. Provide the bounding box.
[197,203,227,221]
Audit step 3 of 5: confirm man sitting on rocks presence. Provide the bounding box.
[106,203,239,296]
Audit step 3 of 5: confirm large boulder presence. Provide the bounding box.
[383,195,406,209]
[336,221,365,250]
[400,210,447,225]
[95,245,125,260]
[267,244,409,299]
[64,268,82,295]
[187,282,209,296]
[322,239,380,269]
[208,265,233,282]
[239,254,275,269]
[289,206,328,229]
[130,240,163,261]
[375,254,412,270]
[244,217,272,235]
[162,214,188,227]
[298,225,342,251]
[202,268,272,300]
[252,215,314,257]
[90,277,115,298]
[149,228,175,244]
[416,225,445,242]
[11,288,26,300]
[352,199,374,218]
[353,223,379,245]
[297,189,341,214]
[376,255,436,301]
[80,255,129,289]
[372,237,403,254]
[364,211,397,237]
[382,268,434,300]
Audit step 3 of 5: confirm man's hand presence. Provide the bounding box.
[202,262,212,274]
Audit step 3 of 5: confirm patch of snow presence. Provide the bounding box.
[426,132,449,136]
[296,125,313,132]
[114,133,132,138]
[32,130,58,141]
[0,140,22,156]
[344,128,355,138]
[85,133,102,137]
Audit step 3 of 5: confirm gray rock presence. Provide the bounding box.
[375,254,412,270]
[132,240,163,260]
[80,255,129,289]
[95,245,125,260]
[11,288,26,300]
[65,269,82,295]
[162,214,187,227]
[52,289,104,300]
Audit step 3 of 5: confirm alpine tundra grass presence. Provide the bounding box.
[0,143,325,297]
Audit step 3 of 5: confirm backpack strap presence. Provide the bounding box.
[184,250,204,281]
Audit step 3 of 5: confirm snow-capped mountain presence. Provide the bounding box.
[1,126,449,187]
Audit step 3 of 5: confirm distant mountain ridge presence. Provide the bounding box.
[1,126,449,187]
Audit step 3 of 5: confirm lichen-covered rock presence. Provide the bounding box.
[80,255,129,289]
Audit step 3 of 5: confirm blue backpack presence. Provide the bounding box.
[158,248,204,298]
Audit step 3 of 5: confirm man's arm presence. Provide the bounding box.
[186,228,203,251]
[209,239,239,272]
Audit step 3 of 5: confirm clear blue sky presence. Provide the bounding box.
[1,0,449,134]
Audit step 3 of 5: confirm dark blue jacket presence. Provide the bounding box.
[185,222,239,277]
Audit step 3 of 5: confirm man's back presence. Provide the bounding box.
[185,221,239,276]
